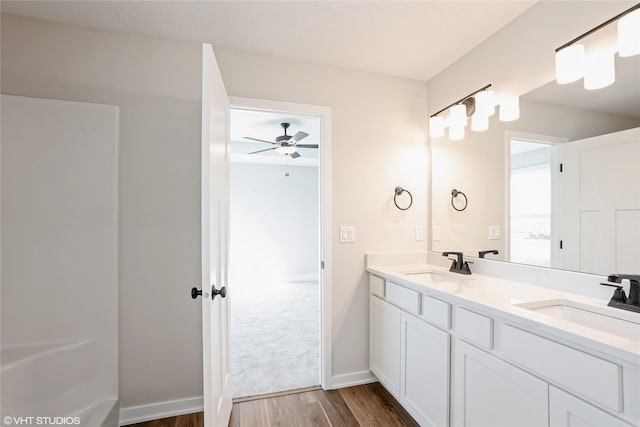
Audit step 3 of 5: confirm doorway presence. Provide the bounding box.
[506,132,566,267]
[228,100,331,398]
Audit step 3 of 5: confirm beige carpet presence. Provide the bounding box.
[230,281,319,398]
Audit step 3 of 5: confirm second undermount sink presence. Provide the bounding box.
[514,299,640,342]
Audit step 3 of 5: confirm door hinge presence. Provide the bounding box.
[321,261,325,269]
[560,163,563,173]
[560,240,563,249]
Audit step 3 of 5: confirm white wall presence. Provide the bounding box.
[230,162,319,283]
[1,12,429,412]
[1,13,204,411]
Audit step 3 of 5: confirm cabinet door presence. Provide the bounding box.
[453,339,548,427]
[370,295,401,397]
[550,386,631,427]
[401,312,450,427]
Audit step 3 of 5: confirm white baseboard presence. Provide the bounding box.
[119,371,375,425]
[119,396,203,426]
[330,370,377,389]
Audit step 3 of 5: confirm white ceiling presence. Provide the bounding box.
[0,0,535,82]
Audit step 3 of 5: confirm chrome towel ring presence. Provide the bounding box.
[451,189,468,211]
[394,187,413,210]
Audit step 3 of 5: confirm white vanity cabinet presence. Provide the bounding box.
[401,311,450,427]
[369,276,450,426]
[370,295,402,397]
[368,273,639,427]
[549,386,632,427]
[452,339,548,427]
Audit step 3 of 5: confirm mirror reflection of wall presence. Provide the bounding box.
[431,53,640,275]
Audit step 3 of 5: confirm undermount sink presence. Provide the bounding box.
[401,271,458,283]
[514,299,640,343]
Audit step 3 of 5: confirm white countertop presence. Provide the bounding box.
[366,263,640,364]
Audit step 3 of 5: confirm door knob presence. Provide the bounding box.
[212,285,226,299]
[191,287,202,299]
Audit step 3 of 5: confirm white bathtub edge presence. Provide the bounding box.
[118,396,203,426]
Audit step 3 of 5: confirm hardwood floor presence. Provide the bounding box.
[128,382,419,427]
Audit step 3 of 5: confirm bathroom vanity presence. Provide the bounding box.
[366,258,640,427]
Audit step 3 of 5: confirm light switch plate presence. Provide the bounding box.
[415,225,424,241]
[489,225,500,240]
[433,225,441,241]
[339,226,355,243]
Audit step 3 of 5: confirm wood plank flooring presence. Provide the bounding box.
[128,382,419,427]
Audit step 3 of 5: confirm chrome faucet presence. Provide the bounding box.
[600,274,640,313]
[442,252,472,275]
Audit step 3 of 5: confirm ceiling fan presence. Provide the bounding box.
[244,122,318,159]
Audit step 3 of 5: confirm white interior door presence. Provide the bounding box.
[201,43,232,426]
[558,127,640,275]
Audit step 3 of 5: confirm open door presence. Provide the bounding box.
[557,127,640,274]
[193,43,232,426]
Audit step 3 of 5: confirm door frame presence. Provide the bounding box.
[504,131,567,265]
[228,96,333,390]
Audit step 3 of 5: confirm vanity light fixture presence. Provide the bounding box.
[474,90,495,116]
[429,115,445,138]
[429,84,518,140]
[499,96,520,122]
[471,113,489,132]
[618,7,640,56]
[555,3,640,90]
[584,51,616,90]
[555,44,585,84]
[450,104,468,128]
[449,125,465,140]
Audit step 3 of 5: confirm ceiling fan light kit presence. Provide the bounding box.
[244,122,317,158]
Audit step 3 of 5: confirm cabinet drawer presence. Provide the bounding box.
[386,282,420,315]
[455,307,493,349]
[500,324,623,412]
[370,275,385,298]
[420,294,451,329]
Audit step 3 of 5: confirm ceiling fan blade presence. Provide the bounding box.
[248,147,278,155]
[243,137,276,145]
[295,144,319,149]
[290,151,301,159]
[290,131,309,143]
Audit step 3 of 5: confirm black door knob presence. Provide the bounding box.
[212,285,226,299]
[191,287,202,299]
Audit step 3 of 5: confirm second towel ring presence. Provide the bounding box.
[451,189,468,211]
[394,187,413,210]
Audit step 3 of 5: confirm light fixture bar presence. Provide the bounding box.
[555,3,640,52]
[430,84,492,118]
